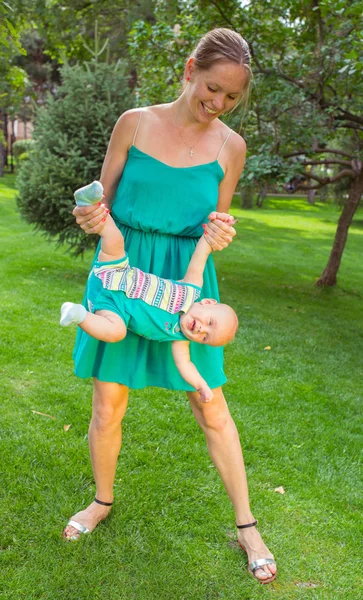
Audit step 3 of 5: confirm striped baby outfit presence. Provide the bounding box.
[93,255,200,315]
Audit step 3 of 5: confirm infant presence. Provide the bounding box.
[61,182,238,402]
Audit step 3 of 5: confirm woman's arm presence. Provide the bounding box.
[204,132,246,249]
[72,110,142,235]
[172,341,213,403]
[217,131,246,213]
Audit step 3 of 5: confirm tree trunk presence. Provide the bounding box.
[10,119,16,173]
[2,111,8,168]
[0,142,4,177]
[308,189,316,204]
[240,185,253,209]
[317,169,363,286]
[0,110,5,176]
[256,184,267,208]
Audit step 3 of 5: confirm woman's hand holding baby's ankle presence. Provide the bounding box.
[73,197,109,235]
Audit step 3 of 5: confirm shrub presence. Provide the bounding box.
[12,139,35,160]
[16,60,134,255]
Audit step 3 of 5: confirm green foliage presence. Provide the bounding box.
[12,138,34,161]
[128,2,210,105]
[129,0,362,192]
[12,138,34,159]
[16,59,134,255]
[0,0,25,54]
[5,0,155,63]
[240,145,298,191]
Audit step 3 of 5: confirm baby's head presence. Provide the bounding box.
[180,299,238,346]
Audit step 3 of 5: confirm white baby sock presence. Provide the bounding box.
[60,302,87,326]
[74,181,104,206]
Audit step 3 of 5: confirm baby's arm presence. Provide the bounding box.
[172,341,213,403]
[182,213,236,287]
[181,236,212,287]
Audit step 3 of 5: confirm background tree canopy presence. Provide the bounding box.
[2,0,362,281]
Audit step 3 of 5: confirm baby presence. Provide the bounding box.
[61,182,238,403]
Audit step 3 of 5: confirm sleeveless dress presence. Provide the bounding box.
[73,119,231,390]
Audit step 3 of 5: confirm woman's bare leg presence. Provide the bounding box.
[63,379,129,539]
[187,387,277,582]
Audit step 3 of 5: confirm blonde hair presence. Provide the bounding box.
[189,28,252,111]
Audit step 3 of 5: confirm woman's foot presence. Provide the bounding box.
[63,500,112,540]
[237,524,277,583]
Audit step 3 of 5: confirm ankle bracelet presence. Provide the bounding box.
[94,497,113,507]
[236,519,258,529]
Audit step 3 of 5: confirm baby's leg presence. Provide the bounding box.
[74,180,125,261]
[81,308,126,342]
[60,302,126,343]
[98,215,125,262]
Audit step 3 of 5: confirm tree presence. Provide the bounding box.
[0,0,26,174]
[16,56,134,255]
[209,0,363,285]
[6,0,155,64]
[129,0,363,285]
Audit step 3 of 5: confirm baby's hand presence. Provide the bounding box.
[208,212,238,225]
[198,384,213,403]
[203,212,237,251]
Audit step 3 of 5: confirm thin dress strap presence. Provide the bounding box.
[216,128,232,161]
[132,111,142,146]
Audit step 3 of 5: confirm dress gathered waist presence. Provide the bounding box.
[112,215,202,239]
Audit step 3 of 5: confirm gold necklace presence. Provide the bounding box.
[173,108,209,158]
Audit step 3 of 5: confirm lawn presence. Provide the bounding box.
[1,173,362,600]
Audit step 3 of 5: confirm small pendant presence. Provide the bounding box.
[189,148,194,157]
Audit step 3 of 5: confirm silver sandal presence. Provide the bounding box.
[63,497,113,540]
[237,520,277,584]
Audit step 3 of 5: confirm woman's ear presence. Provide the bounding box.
[185,57,195,81]
[200,298,218,305]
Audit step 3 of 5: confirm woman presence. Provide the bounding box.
[64,28,277,584]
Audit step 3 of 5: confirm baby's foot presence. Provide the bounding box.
[63,500,112,540]
[74,181,104,206]
[60,302,86,326]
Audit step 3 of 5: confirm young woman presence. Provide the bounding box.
[64,28,277,584]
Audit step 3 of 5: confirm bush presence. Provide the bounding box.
[12,139,35,160]
[16,60,134,255]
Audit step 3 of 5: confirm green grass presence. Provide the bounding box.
[1,173,362,599]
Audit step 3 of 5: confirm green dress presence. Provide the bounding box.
[73,144,227,390]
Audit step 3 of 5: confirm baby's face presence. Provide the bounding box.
[179,299,238,346]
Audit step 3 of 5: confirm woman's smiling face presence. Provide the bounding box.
[185,59,248,121]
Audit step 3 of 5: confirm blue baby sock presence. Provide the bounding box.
[74,181,104,206]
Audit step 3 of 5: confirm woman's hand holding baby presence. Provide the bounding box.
[204,211,237,251]
[72,196,109,235]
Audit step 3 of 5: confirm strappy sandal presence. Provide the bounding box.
[237,520,277,584]
[63,498,113,541]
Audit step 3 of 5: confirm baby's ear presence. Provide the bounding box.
[200,298,217,305]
